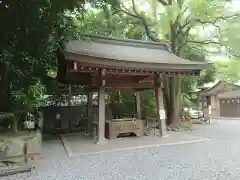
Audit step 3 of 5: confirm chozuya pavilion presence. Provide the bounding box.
[56,34,209,144]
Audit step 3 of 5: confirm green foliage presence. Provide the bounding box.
[140,90,157,118]
[222,19,240,56]
[215,60,240,83]
[0,0,82,114]
[75,9,144,39]
[0,0,118,124]
[108,92,137,118]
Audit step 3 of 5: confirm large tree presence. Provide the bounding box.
[111,0,240,127]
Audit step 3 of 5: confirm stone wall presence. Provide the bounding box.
[0,130,42,175]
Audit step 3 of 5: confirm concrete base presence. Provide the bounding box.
[161,134,170,138]
[61,132,210,157]
[96,139,107,145]
[159,119,167,137]
[212,117,240,120]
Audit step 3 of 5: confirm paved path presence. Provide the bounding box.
[3,119,240,180]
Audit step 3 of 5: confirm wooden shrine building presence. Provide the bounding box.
[199,80,240,118]
[57,35,209,144]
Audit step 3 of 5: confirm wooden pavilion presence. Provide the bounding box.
[57,35,209,144]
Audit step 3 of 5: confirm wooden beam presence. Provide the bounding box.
[154,73,163,86]
[96,75,139,82]
[69,69,153,76]
[104,87,137,92]
[105,82,154,88]
[138,75,154,83]
[99,69,106,87]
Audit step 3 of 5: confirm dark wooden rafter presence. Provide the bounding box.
[104,82,154,88]
[68,61,200,76]
[100,69,106,87]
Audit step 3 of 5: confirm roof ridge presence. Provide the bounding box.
[79,34,171,52]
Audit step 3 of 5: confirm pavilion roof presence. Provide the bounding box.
[218,91,240,98]
[63,34,210,72]
[199,80,240,96]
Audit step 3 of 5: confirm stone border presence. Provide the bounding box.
[60,135,210,158]
[212,117,240,120]
[60,134,73,157]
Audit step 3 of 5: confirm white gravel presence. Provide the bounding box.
[2,119,240,180]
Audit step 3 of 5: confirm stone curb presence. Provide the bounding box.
[60,135,210,158]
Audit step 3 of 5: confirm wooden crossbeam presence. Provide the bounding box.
[104,82,154,88]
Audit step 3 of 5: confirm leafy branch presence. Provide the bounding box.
[187,39,239,57]
[157,0,168,6]
[119,0,160,42]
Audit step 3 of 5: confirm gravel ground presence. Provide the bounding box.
[3,119,240,180]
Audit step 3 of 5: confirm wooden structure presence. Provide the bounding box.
[200,80,240,118]
[42,105,112,134]
[57,35,209,144]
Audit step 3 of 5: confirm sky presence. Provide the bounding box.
[232,0,240,10]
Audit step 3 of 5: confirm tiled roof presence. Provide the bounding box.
[64,35,209,68]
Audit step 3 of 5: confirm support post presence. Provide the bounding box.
[215,95,220,117]
[68,85,72,106]
[154,74,167,137]
[85,91,93,136]
[97,70,106,144]
[136,91,141,119]
[208,105,212,124]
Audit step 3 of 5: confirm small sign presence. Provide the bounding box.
[159,109,166,120]
[208,105,211,115]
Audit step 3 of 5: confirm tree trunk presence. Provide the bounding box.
[163,76,181,128]
[163,24,183,128]
[11,116,19,133]
[0,65,11,112]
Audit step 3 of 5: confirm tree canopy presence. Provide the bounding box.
[215,60,240,83]
[0,0,117,112]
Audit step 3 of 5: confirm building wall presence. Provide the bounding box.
[202,95,220,118]
[219,98,240,117]
[200,82,240,118]
[203,95,240,118]
[203,107,218,118]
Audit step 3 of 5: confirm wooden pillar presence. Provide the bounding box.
[85,91,93,136]
[97,70,106,144]
[68,85,72,106]
[215,95,220,117]
[136,92,141,119]
[154,74,167,137]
